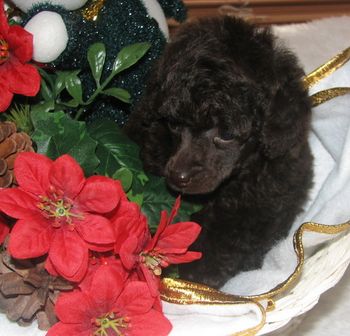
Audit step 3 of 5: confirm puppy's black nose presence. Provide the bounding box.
[170,170,191,188]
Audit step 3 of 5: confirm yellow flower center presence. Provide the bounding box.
[140,250,169,276]
[37,189,83,228]
[93,312,129,336]
[0,38,9,65]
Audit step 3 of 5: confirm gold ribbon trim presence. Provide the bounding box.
[303,47,350,88]
[311,87,350,107]
[161,221,350,336]
[161,221,350,305]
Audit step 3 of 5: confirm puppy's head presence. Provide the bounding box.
[127,17,311,195]
[162,84,259,194]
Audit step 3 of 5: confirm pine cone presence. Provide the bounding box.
[0,121,34,188]
[0,250,74,330]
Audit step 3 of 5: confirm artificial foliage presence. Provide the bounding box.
[0,3,204,334]
[0,2,40,112]
[22,0,171,125]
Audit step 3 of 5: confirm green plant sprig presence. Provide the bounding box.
[35,42,151,120]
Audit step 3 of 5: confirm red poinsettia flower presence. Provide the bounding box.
[119,197,202,296]
[0,152,125,282]
[79,251,129,291]
[47,267,172,336]
[0,0,40,112]
[0,215,10,244]
[111,200,150,254]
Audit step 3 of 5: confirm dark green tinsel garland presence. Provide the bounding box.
[158,0,187,22]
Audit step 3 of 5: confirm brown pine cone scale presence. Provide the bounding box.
[0,121,34,188]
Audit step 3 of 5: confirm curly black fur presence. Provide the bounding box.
[126,17,313,288]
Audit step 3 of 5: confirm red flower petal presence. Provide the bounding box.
[149,210,168,250]
[55,291,93,324]
[8,217,51,258]
[113,201,149,253]
[148,197,183,251]
[7,59,40,96]
[7,25,33,63]
[129,310,172,336]
[76,213,115,246]
[140,263,160,297]
[14,152,52,196]
[156,222,202,252]
[79,257,127,291]
[76,176,122,213]
[0,0,9,34]
[47,321,88,336]
[90,267,124,309]
[117,281,154,315]
[0,188,39,219]
[168,196,181,224]
[45,256,58,277]
[49,155,85,200]
[85,241,114,253]
[49,229,88,281]
[119,235,140,270]
[0,81,13,112]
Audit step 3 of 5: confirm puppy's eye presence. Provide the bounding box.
[213,136,235,147]
[167,121,182,133]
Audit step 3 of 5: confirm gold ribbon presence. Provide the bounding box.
[82,0,105,21]
[302,47,350,106]
[311,87,350,107]
[303,47,350,89]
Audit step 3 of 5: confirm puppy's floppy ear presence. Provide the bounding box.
[261,76,311,159]
[125,73,172,176]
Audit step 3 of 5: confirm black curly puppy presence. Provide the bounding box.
[126,16,313,288]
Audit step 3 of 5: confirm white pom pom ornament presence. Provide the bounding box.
[24,11,68,63]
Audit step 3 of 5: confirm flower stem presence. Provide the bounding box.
[74,71,117,121]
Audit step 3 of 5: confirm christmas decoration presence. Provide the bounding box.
[0,152,202,332]
[0,121,34,188]
[0,0,40,112]
[47,267,172,336]
[0,248,73,330]
[0,152,125,282]
[9,0,187,125]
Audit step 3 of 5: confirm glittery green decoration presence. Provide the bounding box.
[24,0,173,126]
[158,0,187,22]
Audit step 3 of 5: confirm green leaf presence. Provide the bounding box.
[54,71,70,96]
[88,119,145,199]
[38,68,55,90]
[31,110,99,176]
[141,175,202,232]
[60,99,80,108]
[40,78,53,101]
[65,71,83,104]
[31,100,55,114]
[112,42,151,75]
[113,167,133,192]
[88,120,143,176]
[102,87,131,103]
[88,42,106,86]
